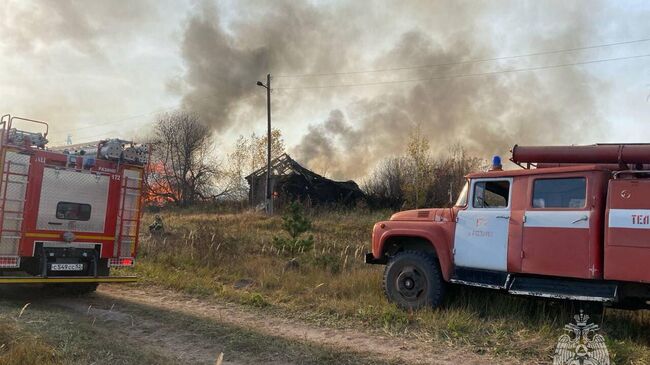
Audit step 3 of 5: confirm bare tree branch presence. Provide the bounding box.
[146,111,228,206]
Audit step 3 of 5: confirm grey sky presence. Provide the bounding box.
[1,0,648,179]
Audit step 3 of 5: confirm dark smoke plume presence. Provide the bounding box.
[177,1,359,132]
[176,1,606,180]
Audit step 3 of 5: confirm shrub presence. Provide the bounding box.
[273,202,314,254]
[309,254,341,274]
[244,292,269,308]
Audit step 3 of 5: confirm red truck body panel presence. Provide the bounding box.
[515,170,607,280]
[373,208,456,280]
[605,178,650,283]
[17,149,142,259]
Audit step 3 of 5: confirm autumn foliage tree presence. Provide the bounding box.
[364,126,485,210]
[404,124,430,209]
[225,128,285,201]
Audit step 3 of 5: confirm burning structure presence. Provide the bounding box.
[245,154,364,207]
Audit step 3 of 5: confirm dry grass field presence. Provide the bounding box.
[1,207,649,364]
[0,321,61,365]
[132,208,650,364]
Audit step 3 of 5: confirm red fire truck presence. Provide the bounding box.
[366,144,650,310]
[0,114,148,292]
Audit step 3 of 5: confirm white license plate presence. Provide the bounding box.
[50,263,84,271]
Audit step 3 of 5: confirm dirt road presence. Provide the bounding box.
[98,285,500,365]
[2,284,520,365]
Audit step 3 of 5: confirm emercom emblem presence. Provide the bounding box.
[553,310,610,365]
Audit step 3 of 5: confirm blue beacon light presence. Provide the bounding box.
[491,155,503,171]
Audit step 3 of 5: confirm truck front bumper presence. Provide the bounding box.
[365,252,387,265]
[0,276,137,284]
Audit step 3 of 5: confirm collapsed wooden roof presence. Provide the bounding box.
[245,153,364,205]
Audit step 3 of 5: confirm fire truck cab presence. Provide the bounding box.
[367,144,650,310]
[0,114,148,291]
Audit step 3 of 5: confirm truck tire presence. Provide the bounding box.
[383,250,445,310]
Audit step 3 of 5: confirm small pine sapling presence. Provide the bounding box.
[273,201,314,254]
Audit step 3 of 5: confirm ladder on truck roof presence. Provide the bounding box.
[0,115,44,268]
[114,171,144,265]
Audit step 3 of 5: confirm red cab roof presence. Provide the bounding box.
[467,165,611,179]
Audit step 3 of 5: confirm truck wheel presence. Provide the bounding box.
[383,250,445,310]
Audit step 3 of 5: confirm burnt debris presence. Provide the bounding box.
[245,154,364,207]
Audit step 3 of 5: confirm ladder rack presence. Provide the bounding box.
[0,115,39,267]
[115,175,144,260]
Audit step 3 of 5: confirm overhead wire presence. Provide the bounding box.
[49,36,650,142]
[48,104,183,145]
[275,52,650,90]
[49,104,181,135]
[275,36,650,78]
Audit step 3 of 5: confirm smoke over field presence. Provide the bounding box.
[176,1,607,179]
[5,0,647,180]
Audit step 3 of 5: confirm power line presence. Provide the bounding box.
[48,103,187,145]
[275,52,650,90]
[49,93,226,144]
[49,104,181,135]
[46,37,650,142]
[275,37,650,78]
[50,90,234,139]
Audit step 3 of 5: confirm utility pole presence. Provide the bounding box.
[265,73,272,215]
[257,74,273,214]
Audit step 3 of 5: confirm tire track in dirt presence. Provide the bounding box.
[90,284,518,365]
[49,299,250,365]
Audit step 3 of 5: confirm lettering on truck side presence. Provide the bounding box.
[609,209,650,229]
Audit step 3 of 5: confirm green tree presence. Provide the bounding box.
[272,201,313,254]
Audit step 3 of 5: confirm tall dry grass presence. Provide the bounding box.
[135,208,650,364]
[0,322,61,365]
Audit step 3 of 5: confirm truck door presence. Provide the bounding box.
[604,178,650,283]
[454,178,512,271]
[521,176,595,279]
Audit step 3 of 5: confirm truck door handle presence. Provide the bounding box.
[572,215,588,224]
[496,215,510,219]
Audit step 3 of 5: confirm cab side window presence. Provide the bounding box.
[473,180,510,208]
[532,177,586,208]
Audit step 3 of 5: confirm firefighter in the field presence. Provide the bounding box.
[149,215,164,235]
